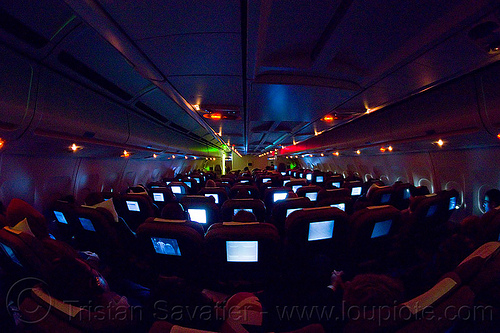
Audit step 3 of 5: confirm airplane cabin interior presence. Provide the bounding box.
[0,0,500,332]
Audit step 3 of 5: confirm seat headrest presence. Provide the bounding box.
[6,199,48,239]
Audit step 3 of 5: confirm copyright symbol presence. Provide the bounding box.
[6,277,51,324]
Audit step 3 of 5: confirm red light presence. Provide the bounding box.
[210,113,222,120]
[497,133,500,140]
[322,115,335,122]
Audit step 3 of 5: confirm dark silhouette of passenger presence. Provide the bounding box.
[484,189,500,212]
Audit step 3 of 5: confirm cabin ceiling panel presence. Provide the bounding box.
[136,33,241,76]
[98,0,241,39]
[167,76,243,107]
[248,84,356,122]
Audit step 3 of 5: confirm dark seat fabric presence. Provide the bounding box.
[343,241,500,333]
[348,205,402,271]
[136,217,204,280]
[270,197,314,236]
[180,195,219,230]
[284,207,349,283]
[114,193,158,231]
[229,184,260,199]
[203,222,280,292]
[198,187,229,207]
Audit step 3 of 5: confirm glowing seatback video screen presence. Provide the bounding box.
[351,187,362,196]
[283,180,290,186]
[262,178,271,183]
[305,192,318,201]
[403,188,411,199]
[205,193,219,204]
[380,193,391,204]
[54,211,68,224]
[273,192,288,202]
[240,180,249,184]
[151,237,181,256]
[331,182,341,188]
[79,217,96,232]
[449,197,457,210]
[308,220,335,241]
[316,176,324,183]
[281,172,286,176]
[153,193,165,202]
[0,243,22,267]
[371,220,392,238]
[286,208,302,217]
[226,241,258,262]
[330,203,345,211]
[292,185,302,193]
[234,208,253,216]
[306,174,312,181]
[188,209,207,224]
[426,204,438,217]
[126,201,140,212]
[171,186,182,194]
[184,182,192,188]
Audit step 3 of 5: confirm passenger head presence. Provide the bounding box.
[484,189,500,212]
[233,210,257,222]
[410,186,430,197]
[205,179,216,187]
[161,202,187,220]
[343,274,405,317]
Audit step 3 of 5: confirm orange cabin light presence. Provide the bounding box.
[322,115,335,122]
[210,113,222,120]
[333,152,339,156]
[380,147,386,152]
[497,133,500,139]
[388,146,393,152]
[356,150,361,155]
[122,150,130,157]
[0,138,5,149]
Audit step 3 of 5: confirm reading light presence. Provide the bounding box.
[0,138,5,149]
[380,147,386,152]
[185,156,188,159]
[436,139,444,147]
[208,113,222,120]
[333,151,339,156]
[321,153,324,157]
[321,114,335,122]
[153,154,157,158]
[172,155,176,159]
[497,133,500,139]
[194,156,197,160]
[388,146,393,152]
[121,150,130,158]
[193,104,201,111]
[356,150,361,155]
[69,143,82,152]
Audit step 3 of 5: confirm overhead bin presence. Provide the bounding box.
[126,112,214,155]
[476,61,500,135]
[34,69,129,144]
[0,46,36,140]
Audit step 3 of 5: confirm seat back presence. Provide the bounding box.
[136,217,204,279]
[220,199,266,222]
[343,180,364,198]
[167,182,190,199]
[284,207,349,274]
[285,179,308,194]
[198,187,229,207]
[296,185,323,204]
[348,205,402,269]
[204,222,280,291]
[180,195,219,230]
[229,184,260,199]
[366,185,395,206]
[149,187,177,211]
[263,187,292,212]
[391,182,415,210]
[325,175,344,189]
[114,193,158,231]
[270,197,315,235]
